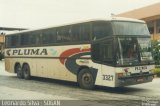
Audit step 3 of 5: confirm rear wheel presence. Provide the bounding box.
[22,64,31,80]
[78,68,95,89]
[0,52,3,61]
[15,64,23,79]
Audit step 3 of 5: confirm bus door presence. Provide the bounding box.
[100,39,115,86]
[91,38,115,86]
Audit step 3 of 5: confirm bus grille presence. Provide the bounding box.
[131,72,149,76]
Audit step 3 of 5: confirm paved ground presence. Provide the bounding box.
[0,60,160,106]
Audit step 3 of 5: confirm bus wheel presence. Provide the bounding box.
[22,64,31,80]
[15,64,23,79]
[78,68,95,90]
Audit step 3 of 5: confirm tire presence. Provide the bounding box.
[22,64,31,80]
[78,68,95,90]
[15,64,23,79]
[0,53,2,61]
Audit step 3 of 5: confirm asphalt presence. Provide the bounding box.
[0,60,160,106]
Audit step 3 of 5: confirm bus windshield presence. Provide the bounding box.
[116,37,154,66]
[112,21,150,35]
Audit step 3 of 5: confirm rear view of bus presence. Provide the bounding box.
[4,17,155,89]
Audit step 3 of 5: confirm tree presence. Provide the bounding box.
[152,40,160,65]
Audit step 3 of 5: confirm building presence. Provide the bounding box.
[0,27,27,53]
[117,3,160,40]
[0,33,5,53]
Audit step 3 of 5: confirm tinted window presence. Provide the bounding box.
[102,44,113,61]
[21,33,29,46]
[112,21,149,35]
[92,43,100,61]
[80,23,90,41]
[116,37,153,66]
[42,28,57,44]
[92,40,113,65]
[11,35,19,47]
[29,31,41,45]
[92,21,112,40]
[71,23,90,42]
[71,24,80,42]
[5,36,12,48]
[6,35,20,48]
[57,26,71,43]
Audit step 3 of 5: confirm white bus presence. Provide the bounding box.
[5,17,155,89]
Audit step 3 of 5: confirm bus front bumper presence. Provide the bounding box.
[116,73,155,87]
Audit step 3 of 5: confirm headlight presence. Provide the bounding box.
[118,73,124,78]
[126,72,131,76]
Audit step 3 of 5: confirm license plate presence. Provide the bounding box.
[137,78,144,82]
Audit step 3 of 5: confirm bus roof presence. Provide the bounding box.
[6,17,145,36]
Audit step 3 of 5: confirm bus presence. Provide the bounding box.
[4,17,155,89]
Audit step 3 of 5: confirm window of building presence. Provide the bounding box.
[146,21,154,34]
[156,19,160,34]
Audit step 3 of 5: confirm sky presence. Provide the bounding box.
[0,0,160,31]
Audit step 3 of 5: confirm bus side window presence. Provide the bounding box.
[71,25,80,42]
[30,34,36,45]
[57,26,71,43]
[80,23,90,41]
[42,31,47,44]
[5,36,12,48]
[42,28,57,44]
[21,33,29,46]
[30,31,41,46]
[11,35,20,47]
[42,30,50,44]
[50,28,57,43]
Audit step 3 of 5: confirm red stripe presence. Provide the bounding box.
[59,48,90,64]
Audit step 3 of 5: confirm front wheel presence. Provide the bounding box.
[22,64,31,80]
[78,68,95,90]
